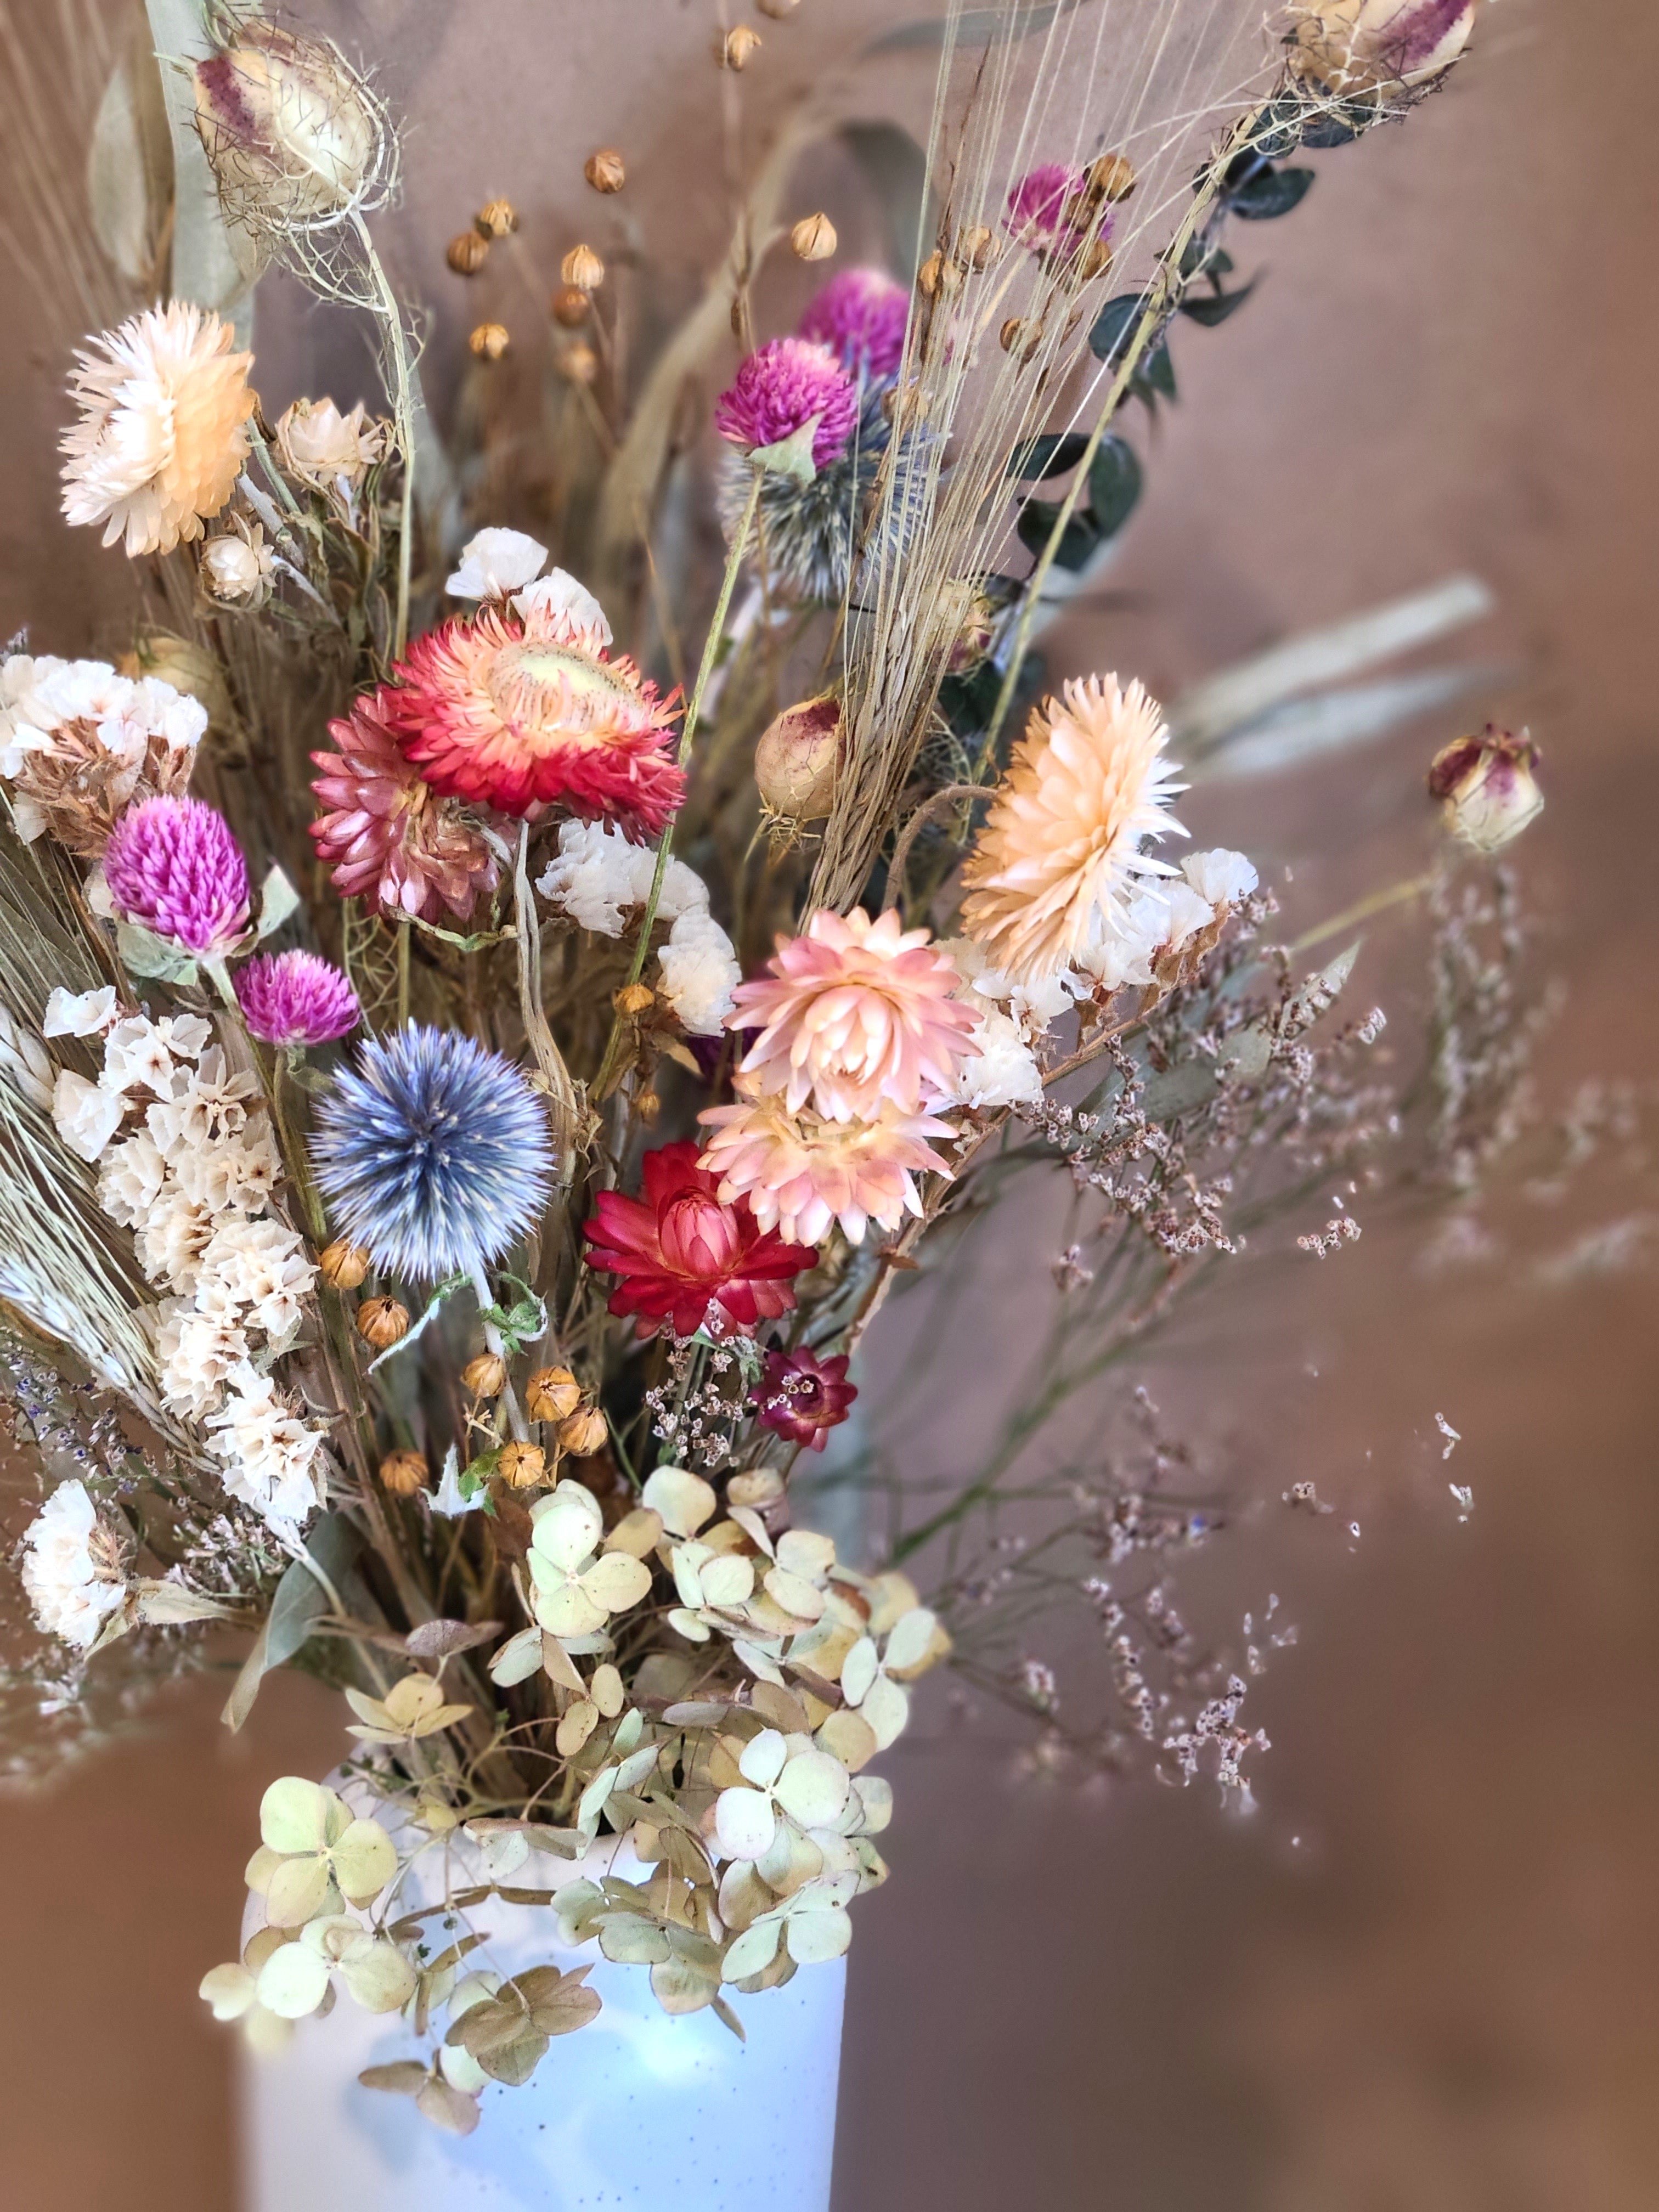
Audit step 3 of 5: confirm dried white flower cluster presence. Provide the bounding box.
[538,820,741,1035]
[50,1003,325,1536]
[0,653,206,853]
[18,1477,127,1651]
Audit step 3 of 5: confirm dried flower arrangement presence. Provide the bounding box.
[0,0,1535,2141]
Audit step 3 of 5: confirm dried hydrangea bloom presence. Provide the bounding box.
[698,1082,956,1245]
[20,1479,127,1649]
[1288,0,1477,96]
[732,907,981,1122]
[715,337,859,472]
[234,951,360,1048]
[379,597,684,833]
[751,1345,856,1451]
[0,652,205,855]
[797,267,910,381]
[961,674,1186,985]
[583,1139,817,1339]
[60,303,254,557]
[273,397,387,495]
[311,687,503,922]
[104,795,251,955]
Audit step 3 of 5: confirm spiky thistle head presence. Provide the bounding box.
[310,1024,554,1280]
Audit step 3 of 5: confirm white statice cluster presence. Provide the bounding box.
[538,820,742,1037]
[445,527,613,643]
[1073,848,1259,995]
[0,653,205,845]
[47,996,325,1538]
[19,1478,127,1651]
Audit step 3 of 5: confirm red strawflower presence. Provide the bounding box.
[377,597,684,834]
[751,1346,856,1452]
[583,1140,817,1340]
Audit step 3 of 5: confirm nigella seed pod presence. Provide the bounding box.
[447,230,490,275]
[561,243,606,292]
[755,695,841,821]
[791,212,838,262]
[462,1352,507,1398]
[193,24,387,236]
[551,284,591,326]
[719,26,763,67]
[1087,153,1137,203]
[526,1367,582,1423]
[470,321,510,361]
[557,342,599,386]
[319,1238,371,1289]
[1428,725,1544,853]
[357,1295,410,1350]
[476,198,520,240]
[584,148,626,194]
[498,1441,548,1489]
[379,1450,429,1496]
[558,1406,608,1458]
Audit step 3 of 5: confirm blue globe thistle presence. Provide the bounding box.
[311,1024,554,1281]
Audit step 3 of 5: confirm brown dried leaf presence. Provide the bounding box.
[415,2076,482,2135]
[405,1618,502,1661]
[358,2061,428,2095]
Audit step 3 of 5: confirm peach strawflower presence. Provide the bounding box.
[960,674,1186,985]
[60,303,255,557]
[698,1081,957,1246]
[731,907,981,1123]
[382,596,683,833]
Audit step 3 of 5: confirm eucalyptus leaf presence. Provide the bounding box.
[116,923,196,985]
[1179,278,1261,329]
[87,15,174,288]
[254,865,301,941]
[144,0,258,342]
[1007,432,1090,481]
[1015,498,1099,573]
[1086,436,1143,539]
[221,1514,362,1732]
[1227,163,1316,221]
[1088,292,1147,365]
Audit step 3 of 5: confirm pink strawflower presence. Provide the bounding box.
[104,794,249,953]
[376,599,684,834]
[1003,163,1113,258]
[698,1082,957,1246]
[798,268,910,381]
[311,687,504,922]
[752,1345,856,1452]
[715,338,859,471]
[234,951,360,1048]
[731,907,981,1123]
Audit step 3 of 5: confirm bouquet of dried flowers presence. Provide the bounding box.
[0,0,1530,2137]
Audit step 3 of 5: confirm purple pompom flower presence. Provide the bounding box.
[798,267,910,381]
[714,338,859,472]
[1003,163,1113,258]
[235,951,360,1048]
[104,794,250,953]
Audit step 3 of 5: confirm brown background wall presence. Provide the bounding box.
[3,2,1657,2205]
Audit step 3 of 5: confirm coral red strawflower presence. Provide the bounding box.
[379,596,684,834]
[582,1140,817,1340]
[751,1345,856,1452]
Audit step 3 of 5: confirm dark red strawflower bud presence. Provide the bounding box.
[582,1141,817,1340]
[751,1346,856,1452]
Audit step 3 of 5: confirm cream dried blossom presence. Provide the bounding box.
[1183,848,1259,909]
[200,517,275,608]
[699,1083,957,1245]
[158,1300,251,1421]
[43,986,119,1039]
[60,303,255,557]
[731,908,981,1122]
[962,675,1186,986]
[274,398,388,498]
[1071,889,1170,995]
[170,1124,283,1216]
[537,818,709,938]
[950,1004,1043,1113]
[101,1012,213,1097]
[20,1480,127,1650]
[144,1047,257,1158]
[0,653,205,855]
[657,911,742,1037]
[136,1188,218,1296]
[50,1070,125,1163]
[95,1132,169,1229]
[197,1217,316,1343]
[206,1366,326,1534]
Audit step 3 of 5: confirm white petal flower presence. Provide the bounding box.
[19,1479,127,1650]
[159,1300,250,1418]
[135,1187,217,1294]
[537,819,709,938]
[51,1069,125,1161]
[512,566,612,644]
[950,1003,1042,1111]
[1161,879,1217,952]
[445,527,549,600]
[205,1365,325,1534]
[658,910,741,1037]
[95,1131,168,1226]
[1182,848,1257,909]
[196,1216,316,1342]
[1071,888,1169,995]
[43,985,119,1037]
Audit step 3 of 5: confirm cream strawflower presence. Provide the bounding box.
[61,303,255,557]
[732,908,981,1122]
[961,675,1186,985]
[20,1480,127,1650]
[699,1082,957,1245]
[274,397,388,496]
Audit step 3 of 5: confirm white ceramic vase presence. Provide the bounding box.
[238,1810,847,2212]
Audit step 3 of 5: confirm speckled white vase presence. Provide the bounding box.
[237,1804,847,2212]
